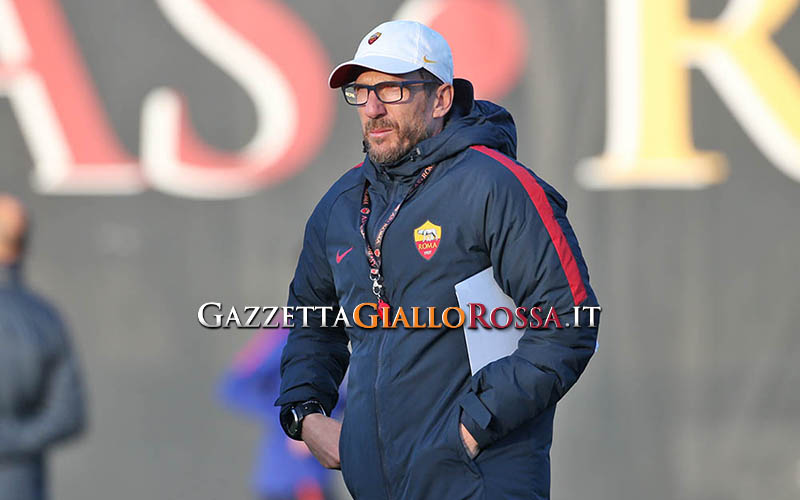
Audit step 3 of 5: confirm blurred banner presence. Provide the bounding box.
[1,1,798,499]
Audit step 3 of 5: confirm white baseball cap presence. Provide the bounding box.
[328,20,453,88]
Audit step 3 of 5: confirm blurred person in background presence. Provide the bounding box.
[0,194,86,500]
[220,328,347,500]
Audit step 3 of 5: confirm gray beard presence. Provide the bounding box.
[363,140,414,166]
[362,122,432,166]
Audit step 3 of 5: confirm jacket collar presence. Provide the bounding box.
[0,262,21,287]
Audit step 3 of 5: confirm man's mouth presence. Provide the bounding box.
[369,128,394,138]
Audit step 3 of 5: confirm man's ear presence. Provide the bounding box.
[432,84,454,119]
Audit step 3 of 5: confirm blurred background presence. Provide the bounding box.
[1,0,799,499]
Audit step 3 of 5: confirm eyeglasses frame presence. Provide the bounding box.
[341,79,440,106]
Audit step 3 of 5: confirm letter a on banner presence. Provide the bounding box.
[0,0,143,194]
[578,0,800,189]
[142,0,333,199]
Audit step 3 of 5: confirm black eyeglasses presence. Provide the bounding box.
[342,80,438,106]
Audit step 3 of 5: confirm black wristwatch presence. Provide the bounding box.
[280,400,327,441]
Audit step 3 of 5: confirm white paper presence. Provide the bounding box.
[454,267,524,375]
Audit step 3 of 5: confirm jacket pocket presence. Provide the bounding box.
[399,405,484,500]
[449,406,482,472]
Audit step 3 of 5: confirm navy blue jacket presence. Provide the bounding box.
[0,263,86,500]
[277,79,599,500]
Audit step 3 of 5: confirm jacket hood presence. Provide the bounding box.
[363,78,518,185]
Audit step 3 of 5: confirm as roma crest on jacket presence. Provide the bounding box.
[413,220,441,260]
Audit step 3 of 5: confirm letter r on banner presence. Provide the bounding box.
[578,0,800,189]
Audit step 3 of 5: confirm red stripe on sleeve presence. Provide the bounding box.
[471,145,588,305]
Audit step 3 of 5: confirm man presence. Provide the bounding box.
[0,195,86,500]
[277,21,599,499]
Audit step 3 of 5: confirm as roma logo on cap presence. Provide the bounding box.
[413,220,442,261]
[368,32,381,45]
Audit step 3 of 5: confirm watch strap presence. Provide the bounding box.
[281,400,326,440]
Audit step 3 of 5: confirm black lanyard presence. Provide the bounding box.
[359,164,435,315]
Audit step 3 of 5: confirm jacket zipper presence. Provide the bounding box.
[371,181,408,500]
[370,146,422,245]
[370,150,422,500]
[374,332,394,500]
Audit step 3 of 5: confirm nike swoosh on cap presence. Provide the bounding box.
[423,56,437,63]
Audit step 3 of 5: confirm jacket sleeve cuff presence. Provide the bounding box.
[458,392,495,450]
[274,387,335,416]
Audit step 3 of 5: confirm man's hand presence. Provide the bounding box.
[459,422,480,459]
[301,413,342,469]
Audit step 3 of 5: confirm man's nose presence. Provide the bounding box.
[364,90,386,118]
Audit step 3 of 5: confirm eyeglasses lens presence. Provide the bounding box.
[344,83,404,105]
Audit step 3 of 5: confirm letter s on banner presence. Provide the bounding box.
[0,0,143,194]
[142,0,333,198]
